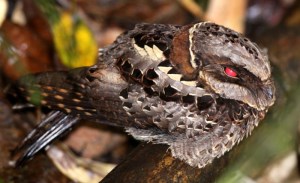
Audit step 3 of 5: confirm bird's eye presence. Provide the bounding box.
[224,67,238,78]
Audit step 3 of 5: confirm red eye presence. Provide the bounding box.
[224,67,237,77]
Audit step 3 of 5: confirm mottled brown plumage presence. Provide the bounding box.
[10,22,275,168]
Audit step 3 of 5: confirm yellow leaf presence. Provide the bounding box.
[52,12,97,68]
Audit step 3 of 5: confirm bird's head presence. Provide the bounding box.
[170,22,275,111]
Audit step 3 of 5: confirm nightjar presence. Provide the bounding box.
[10,22,275,168]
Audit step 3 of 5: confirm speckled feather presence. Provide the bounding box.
[11,22,275,168]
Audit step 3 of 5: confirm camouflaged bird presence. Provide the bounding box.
[11,22,275,168]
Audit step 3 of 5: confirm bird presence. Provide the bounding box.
[9,22,275,168]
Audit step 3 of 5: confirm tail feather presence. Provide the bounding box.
[14,111,80,166]
[8,66,128,165]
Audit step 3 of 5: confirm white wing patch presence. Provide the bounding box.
[132,39,165,62]
[134,43,147,57]
[168,74,182,81]
[158,66,172,74]
[132,39,199,88]
[181,80,197,87]
[158,67,197,87]
[144,45,156,59]
[153,45,164,59]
